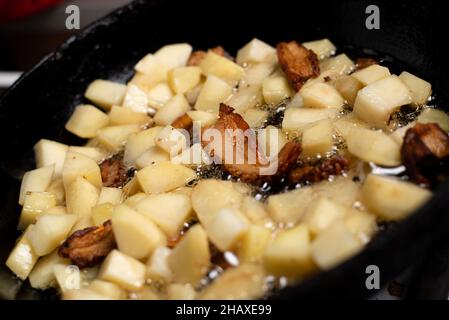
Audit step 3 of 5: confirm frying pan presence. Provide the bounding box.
[0,0,448,300]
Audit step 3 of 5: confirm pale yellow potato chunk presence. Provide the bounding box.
[236,38,276,65]
[352,64,391,86]
[109,105,152,125]
[168,66,201,94]
[99,250,147,291]
[112,205,166,259]
[6,226,39,280]
[154,94,190,126]
[301,82,344,109]
[137,161,196,194]
[303,38,336,60]
[399,71,431,105]
[311,220,362,270]
[85,79,127,110]
[168,225,210,285]
[301,119,334,157]
[65,176,99,218]
[302,197,348,236]
[263,225,315,279]
[19,165,54,205]
[65,105,109,138]
[262,76,293,105]
[238,225,272,263]
[62,151,102,190]
[200,51,244,81]
[19,192,56,230]
[361,174,432,221]
[34,139,68,178]
[194,75,232,113]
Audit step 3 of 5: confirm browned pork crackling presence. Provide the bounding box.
[401,122,449,186]
[202,103,301,184]
[59,220,116,268]
[276,41,320,91]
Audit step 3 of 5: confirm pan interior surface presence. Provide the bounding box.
[0,0,447,299]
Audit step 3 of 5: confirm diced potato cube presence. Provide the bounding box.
[19,192,56,230]
[137,161,196,194]
[91,203,114,226]
[27,214,77,256]
[85,79,127,110]
[66,176,99,218]
[200,51,244,82]
[69,216,93,233]
[226,85,263,114]
[346,127,401,166]
[361,174,432,220]
[334,75,363,105]
[88,280,125,300]
[417,108,449,132]
[135,146,170,169]
[123,126,163,164]
[99,250,147,291]
[389,122,415,145]
[319,54,354,75]
[168,66,201,94]
[206,208,250,251]
[167,283,196,300]
[287,92,304,108]
[194,75,232,113]
[134,53,169,82]
[135,193,192,238]
[186,110,218,127]
[301,119,334,157]
[63,289,109,300]
[97,124,141,151]
[171,143,211,167]
[112,205,166,259]
[34,139,68,178]
[241,63,275,86]
[312,176,362,208]
[6,226,39,280]
[191,179,245,227]
[146,246,172,282]
[332,113,369,140]
[65,105,109,138]
[258,125,288,158]
[343,209,377,244]
[241,108,268,128]
[263,225,315,279]
[154,94,190,126]
[154,43,192,69]
[123,83,150,114]
[97,187,122,205]
[109,105,152,125]
[122,176,141,197]
[267,187,315,225]
[129,72,161,93]
[282,107,339,132]
[352,64,391,86]
[399,71,431,105]
[167,225,210,285]
[301,82,344,109]
[262,76,293,105]
[154,125,188,156]
[241,196,270,225]
[236,38,276,64]
[68,146,105,163]
[354,75,412,128]
[311,220,362,270]
[238,225,271,263]
[62,151,102,189]
[123,192,147,208]
[147,83,174,110]
[185,83,203,105]
[19,165,54,206]
[46,178,65,205]
[53,264,81,293]
[198,264,265,300]
[302,197,347,236]
[303,38,336,60]
[29,250,70,289]
[45,206,67,215]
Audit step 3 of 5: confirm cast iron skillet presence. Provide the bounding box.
[0,0,448,300]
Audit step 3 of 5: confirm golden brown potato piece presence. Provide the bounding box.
[276,41,320,91]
